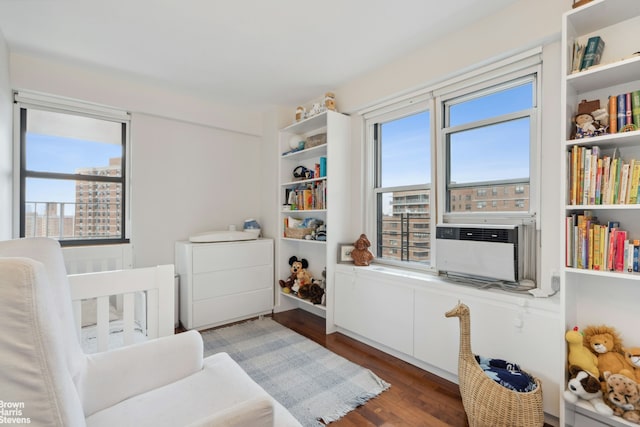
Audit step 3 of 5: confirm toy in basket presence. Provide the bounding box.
[445,302,544,427]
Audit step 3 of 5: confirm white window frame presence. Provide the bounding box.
[362,48,542,274]
[436,67,540,227]
[363,94,436,271]
[13,91,132,245]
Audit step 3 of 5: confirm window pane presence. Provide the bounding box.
[449,118,529,183]
[377,190,431,264]
[24,177,123,240]
[448,82,532,127]
[26,109,122,176]
[380,111,430,187]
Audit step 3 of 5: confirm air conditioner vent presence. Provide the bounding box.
[459,227,515,244]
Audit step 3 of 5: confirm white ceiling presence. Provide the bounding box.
[0,0,521,109]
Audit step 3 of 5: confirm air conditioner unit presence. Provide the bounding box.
[435,224,534,283]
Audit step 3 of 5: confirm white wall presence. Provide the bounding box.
[130,113,263,267]
[327,0,570,296]
[9,53,266,267]
[0,31,10,240]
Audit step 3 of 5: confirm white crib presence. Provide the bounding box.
[67,264,175,353]
[61,243,175,353]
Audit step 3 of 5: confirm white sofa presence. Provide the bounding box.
[0,237,301,427]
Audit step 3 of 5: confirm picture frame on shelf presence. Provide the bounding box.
[338,243,355,263]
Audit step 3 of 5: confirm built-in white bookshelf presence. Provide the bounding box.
[275,110,351,333]
[561,1,640,425]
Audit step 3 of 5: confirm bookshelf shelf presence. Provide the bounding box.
[280,290,327,311]
[275,110,351,333]
[561,1,640,425]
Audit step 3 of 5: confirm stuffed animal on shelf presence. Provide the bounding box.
[279,256,310,295]
[566,327,599,378]
[351,234,374,266]
[564,365,613,416]
[623,347,640,382]
[603,371,640,424]
[583,325,631,380]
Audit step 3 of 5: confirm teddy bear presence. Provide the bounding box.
[623,347,640,382]
[583,325,631,381]
[351,234,374,266]
[564,365,613,416]
[603,371,640,424]
[279,256,311,295]
[566,327,599,378]
[324,92,336,112]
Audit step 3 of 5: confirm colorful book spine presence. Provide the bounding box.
[319,157,327,177]
[580,36,605,70]
[609,96,618,133]
[619,162,630,204]
[626,93,633,126]
[633,91,640,129]
[630,162,640,204]
[615,231,627,272]
[617,94,627,131]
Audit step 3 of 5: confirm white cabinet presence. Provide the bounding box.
[334,264,561,418]
[561,1,640,425]
[334,270,414,355]
[275,111,351,333]
[175,239,273,330]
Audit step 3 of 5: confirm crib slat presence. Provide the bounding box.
[122,292,135,345]
[72,300,82,342]
[147,289,159,339]
[96,296,110,352]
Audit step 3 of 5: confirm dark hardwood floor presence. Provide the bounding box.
[272,309,470,427]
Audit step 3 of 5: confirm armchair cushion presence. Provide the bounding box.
[85,352,300,427]
[79,330,204,416]
[0,258,86,427]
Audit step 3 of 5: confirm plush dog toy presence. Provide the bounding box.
[603,371,640,424]
[564,365,613,416]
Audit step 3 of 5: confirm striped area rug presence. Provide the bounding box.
[201,318,390,426]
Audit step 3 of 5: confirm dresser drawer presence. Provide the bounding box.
[192,240,272,274]
[192,288,273,328]
[192,265,272,300]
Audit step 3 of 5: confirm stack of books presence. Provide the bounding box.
[566,212,639,273]
[568,146,640,206]
[608,91,640,133]
[571,35,605,72]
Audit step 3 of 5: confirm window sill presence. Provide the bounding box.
[334,263,560,312]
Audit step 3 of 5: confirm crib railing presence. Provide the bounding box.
[68,264,175,353]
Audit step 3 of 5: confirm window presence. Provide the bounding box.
[365,52,539,272]
[442,76,536,218]
[367,99,432,266]
[15,93,130,245]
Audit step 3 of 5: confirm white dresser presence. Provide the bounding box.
[175,239,274,330]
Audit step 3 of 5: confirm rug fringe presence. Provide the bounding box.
[320,373,391,424]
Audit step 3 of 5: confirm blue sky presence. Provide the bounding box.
[380,82,532,188]
[26,133,121,204]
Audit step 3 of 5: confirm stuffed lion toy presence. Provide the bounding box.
[583,325,631,381]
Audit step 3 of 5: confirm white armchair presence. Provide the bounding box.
[0,238,301,427]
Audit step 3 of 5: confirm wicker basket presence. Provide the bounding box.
[459,358,544,427]
[305,133,327,149]
[446,303,544,427]
[284,227,312,239]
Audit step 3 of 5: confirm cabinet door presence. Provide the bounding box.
[334,271,413,355]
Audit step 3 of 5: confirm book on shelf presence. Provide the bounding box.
[567,215,640,273]
[580,36,605,71]
[319,157,326,177]
[617,94,627,131]
[609,96,618,133]
[633,91,640,128]
[572,41,585,73]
